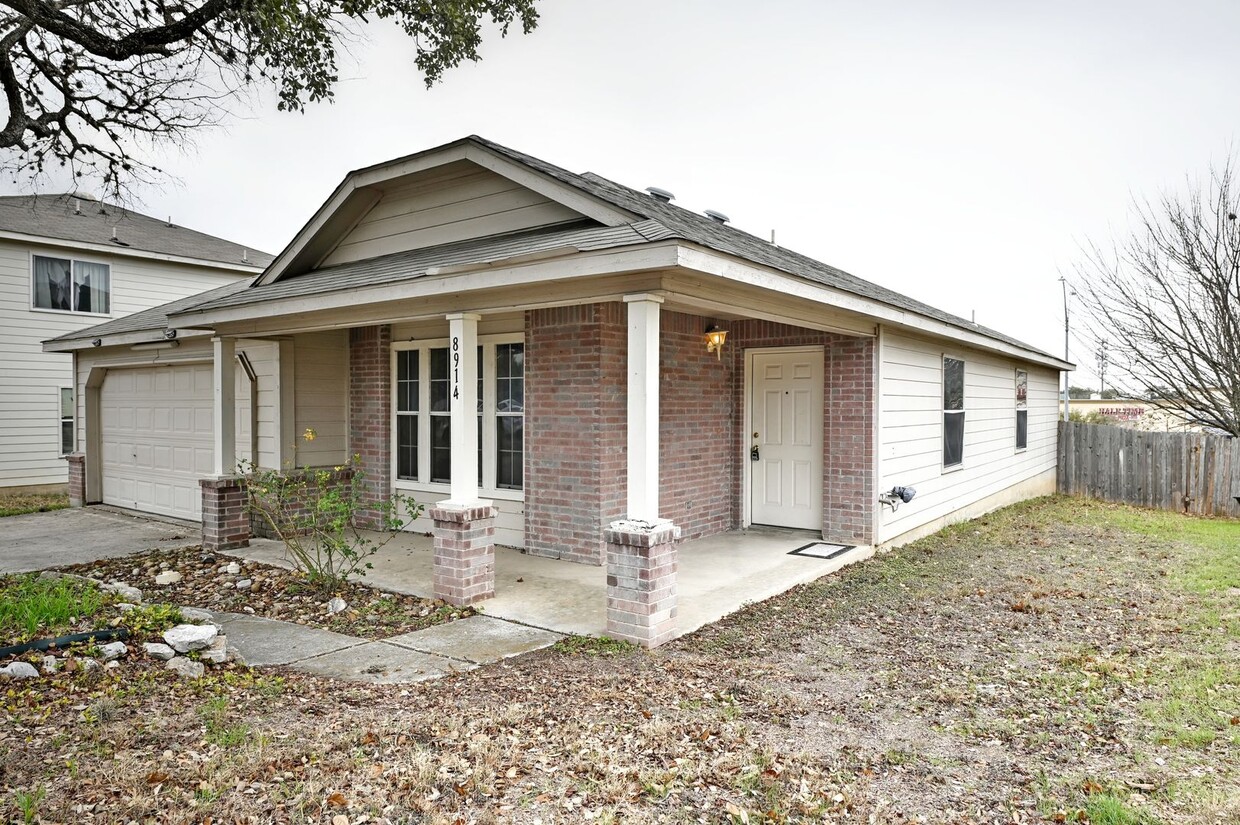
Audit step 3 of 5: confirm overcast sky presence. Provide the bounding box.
[26,1,1240,386]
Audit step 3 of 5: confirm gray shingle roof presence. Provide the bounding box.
[164,135,1058,363]
[46,277,256,344]
[174,220,677,315]
[0,193,274,268]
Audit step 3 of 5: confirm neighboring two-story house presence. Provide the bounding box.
[0,193,272,493]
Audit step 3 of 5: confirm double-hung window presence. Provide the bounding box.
[393,336,524,494]
[59,388,75,455]
[1015,369,1028,451]
[942,356,965,469]
[33,255,110,314]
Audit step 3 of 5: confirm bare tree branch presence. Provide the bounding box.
[1074,158,1240,436]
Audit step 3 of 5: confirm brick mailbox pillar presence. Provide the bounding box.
[430,503,498,606]
[201,476,250,551]
[604,519,681,648]
[66,453,86,507]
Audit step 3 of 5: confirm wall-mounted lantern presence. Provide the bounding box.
[704,325,728,360]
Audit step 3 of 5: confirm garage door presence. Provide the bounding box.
[101,365,214,521]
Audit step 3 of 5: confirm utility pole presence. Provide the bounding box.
[1059,276,1072,421]
[1097,341,1108,396]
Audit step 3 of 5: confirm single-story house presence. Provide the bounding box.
[0,193,269,494]
[45,136,1070,646]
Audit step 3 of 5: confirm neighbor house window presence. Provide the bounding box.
[33,255,110,314]
[1015,369,1028,451]
[943,356,965,469]
[393,338,524,492]
[59,388,74,455]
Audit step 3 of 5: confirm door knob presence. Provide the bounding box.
[750,445,760,461]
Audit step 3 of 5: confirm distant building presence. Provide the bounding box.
[1062,397,1202,432]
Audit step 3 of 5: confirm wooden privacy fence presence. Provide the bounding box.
[1058,420,1240,518]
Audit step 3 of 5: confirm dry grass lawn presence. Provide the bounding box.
[1,496,1237,824]
[0,491,68,518]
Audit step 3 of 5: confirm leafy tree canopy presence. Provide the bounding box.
[0,0,539,195]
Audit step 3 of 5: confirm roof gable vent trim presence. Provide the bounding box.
[703,209,730,224]
[645,186,675,203]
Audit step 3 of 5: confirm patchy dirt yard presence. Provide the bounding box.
[56,548,473,639]
[0,491,68,518]
[2,496,1237,824]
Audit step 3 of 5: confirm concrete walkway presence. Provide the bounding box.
[214,612,561,684]
[0,508,199,573]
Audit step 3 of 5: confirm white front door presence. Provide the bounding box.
[749,349,824,530]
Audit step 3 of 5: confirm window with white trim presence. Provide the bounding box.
[33,255,110,314]
[393,337,524,493]
[1015,369,1028,451]
[59,387,75,455]
[943,356,965,469]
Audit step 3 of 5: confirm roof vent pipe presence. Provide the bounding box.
[645,187,675,203]
[704,209,730,224]
[73,198,81,215]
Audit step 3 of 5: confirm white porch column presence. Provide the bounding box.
[212,336,236,476]
[624,293,663,521]
[446,312,482,505]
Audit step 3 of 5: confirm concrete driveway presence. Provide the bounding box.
[0,507,199,573]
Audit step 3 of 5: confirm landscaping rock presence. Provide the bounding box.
[98,641,128,661]
[0,662,39,679]
[237,578,253,591]
[179,606,215,623]
[163,623,218,653]
[143,642,176,661]
[102,582,143,603]
[154,571,183,585]
[80,658,101,672]
[166,657,205,679]
[105,660,120,670]
[116,603,137,612]
[41,655,59,674]
[200,635,233,665]
[327,597,348,615]
[225,562,241,575]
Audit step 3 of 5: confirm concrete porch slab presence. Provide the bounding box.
[384,615,562,664]
[210,612,363,666]
[292,641,474,684]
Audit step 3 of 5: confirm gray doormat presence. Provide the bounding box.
[788,542,855,560]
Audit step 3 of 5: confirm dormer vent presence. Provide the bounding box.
[645,187,675,203]
[704,209,730,224]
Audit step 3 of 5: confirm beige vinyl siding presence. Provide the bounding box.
[73,337,280,479]
[320,165,584,267]
[291,330,348,467]
[876,327,1059,544]
[1,239,248,489]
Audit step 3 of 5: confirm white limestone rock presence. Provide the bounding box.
[200,636,231,665]
[179,607,215,623]
[163,623,218,653]
[154,571,183,585]
[143,642,177,661]
[98,641,128,661]
[166,657,205,679]
[41,655,59,674]
[225,562,241,575]
[0,662,39,679]
[102,582,143,603]
[327,597,347,615]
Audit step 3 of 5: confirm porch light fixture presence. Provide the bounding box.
[704,325,728,360]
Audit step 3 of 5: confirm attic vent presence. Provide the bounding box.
[704,209,730,224]
[645,186,675,203]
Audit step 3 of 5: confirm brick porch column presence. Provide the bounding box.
[201,476,250,551]
[66,453,86,507]
[430,503,498,605]
[605,519,680,648]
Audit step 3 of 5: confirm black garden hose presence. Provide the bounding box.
[0,627,130,659]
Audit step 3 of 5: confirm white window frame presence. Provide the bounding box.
[29,251,113,317]
[1015,368,1028,452]
[59,386,75,456]
[390,333,524,502]
[942,355,966,472]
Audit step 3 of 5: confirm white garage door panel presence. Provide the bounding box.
[101,365,213,521]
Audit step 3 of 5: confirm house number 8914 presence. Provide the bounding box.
[451,337,460,400]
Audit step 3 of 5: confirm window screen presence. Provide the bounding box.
[1015,369,1028,450]
[943,357,965,468]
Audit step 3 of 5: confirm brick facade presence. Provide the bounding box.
[430,504,497,605]
[66,453,85,507]
[524,304,627,564]
[604,520,680,648]
[348,325,392,529]
[201,476,250,551]
[522,305,877,561]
